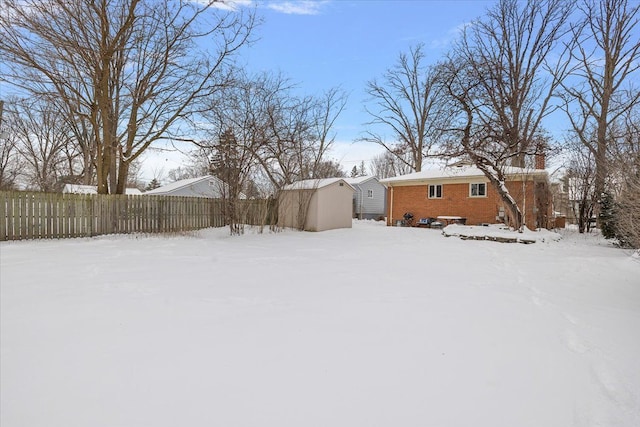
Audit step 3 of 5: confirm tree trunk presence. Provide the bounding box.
[475,161,523,230]
[116,159,129,194]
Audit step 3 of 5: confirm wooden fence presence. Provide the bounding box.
[0,191,270,241]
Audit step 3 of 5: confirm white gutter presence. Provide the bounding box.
[389,185,394,226]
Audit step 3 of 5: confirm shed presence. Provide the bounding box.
[278,178,355,231]
[344,176,387,220]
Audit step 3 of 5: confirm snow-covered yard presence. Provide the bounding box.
[1,221,639,427]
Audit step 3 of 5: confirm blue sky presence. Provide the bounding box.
[235,0,496,172]
[0,0,499,181]
[145,0,497,181]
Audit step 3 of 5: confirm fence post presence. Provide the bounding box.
[0,192,7,241]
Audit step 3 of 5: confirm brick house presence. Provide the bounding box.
[380,165,553,229]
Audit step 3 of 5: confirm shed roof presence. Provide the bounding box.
[282,178,355,191]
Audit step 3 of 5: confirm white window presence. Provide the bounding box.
[428,184,442,199]
[470,182,487,197]
[367,189,373,198]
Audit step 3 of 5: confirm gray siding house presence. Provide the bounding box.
[144,175,227,198]
[344,176,387,220]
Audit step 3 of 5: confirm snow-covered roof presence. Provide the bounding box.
[145,176,222,195]
[380,165,547,185]
[63,184,97,194]
[63,184,142,195]
[343,176,382,186]
[282,178,355,191]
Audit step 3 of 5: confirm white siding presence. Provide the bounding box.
[278,179,354,231]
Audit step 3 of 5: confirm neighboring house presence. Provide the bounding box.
[144,175,230,198]
[278,178,355,232]
[549,172,572,226]
[344,176,387,220]
[380,165,552,229]
[62,184,142,195]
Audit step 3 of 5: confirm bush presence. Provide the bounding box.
[614,180,640,249]
[599,192,617,239]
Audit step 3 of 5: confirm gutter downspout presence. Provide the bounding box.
[389,185,393,226]
[522,178,526,231]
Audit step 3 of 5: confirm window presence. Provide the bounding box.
[470,183,487,197]
[367,189,373,198]
[428,184,442,199]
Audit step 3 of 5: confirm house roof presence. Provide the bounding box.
[145,175,222,195]
[343,175,383,186]
[379,165,548,185]
[63,184,97,194]
[63,184,142,195]
[282,178,355,191]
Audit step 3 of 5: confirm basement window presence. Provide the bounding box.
[470,183,487,197]
[428,184,442,199]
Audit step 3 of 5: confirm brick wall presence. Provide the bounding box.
[387,179,548,228]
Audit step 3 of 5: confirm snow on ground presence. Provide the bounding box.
[1,221,639,427]
[442,223,563,243]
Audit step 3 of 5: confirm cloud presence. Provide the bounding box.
[266,1,329,15]
[208,0,254,12]
[428,21,473,49]
[205,0,330,15]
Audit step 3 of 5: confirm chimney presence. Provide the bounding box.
[535,152,546,170]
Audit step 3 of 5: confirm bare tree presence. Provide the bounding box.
[370,150,414,179]
[438,56,531,230]
[0,100,22,190]
[609,107,640,247]
[0,0,255,194]
[314,159,346,178]
[559,0,640,217]
[208,129,255,235]
[5,97,80,192]
[200,71,347,187]
[0,136,20,190]
[259,79,348,185]
[461,0,571,166]
[125,159,144,189]
[564,136,598,233]
[197,72,273,234]
[307,87,348,179]
[437,0,571,230]
[193,69,347,233]
[616,179,640,249]
[362,44,448,172]
[167,161,209,183]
